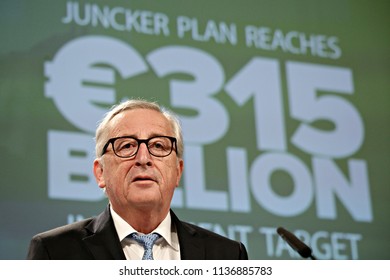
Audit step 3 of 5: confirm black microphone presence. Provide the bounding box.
[276,227,317,260]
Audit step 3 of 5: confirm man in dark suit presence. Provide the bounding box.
[27,99,248,260]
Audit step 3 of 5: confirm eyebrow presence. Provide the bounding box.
[114,133,171,139]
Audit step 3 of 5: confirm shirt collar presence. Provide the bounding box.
[110,206,179,251]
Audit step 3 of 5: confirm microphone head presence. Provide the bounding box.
[276,227,313,259]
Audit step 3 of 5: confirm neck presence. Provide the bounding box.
[114,205,169,234]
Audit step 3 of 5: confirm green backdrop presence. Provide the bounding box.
[1,0,389,259]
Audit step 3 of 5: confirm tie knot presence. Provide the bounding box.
[129,232,161,260]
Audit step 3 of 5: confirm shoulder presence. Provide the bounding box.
[171,211,237,244]
[26,217,95,259]
[183,221,246,250]
[31,218,94,241]
[171,211,248,260]
[180,221,233,242]
[30,206,112,243]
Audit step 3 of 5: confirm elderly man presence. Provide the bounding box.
[27,99,248,260]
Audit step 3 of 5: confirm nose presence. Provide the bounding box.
[135,143,153,167]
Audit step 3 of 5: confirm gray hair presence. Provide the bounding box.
[95,99,183,159]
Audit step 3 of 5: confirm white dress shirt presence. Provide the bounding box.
[110,206,181,260]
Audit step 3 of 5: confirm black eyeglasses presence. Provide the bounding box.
[101,136,177,158]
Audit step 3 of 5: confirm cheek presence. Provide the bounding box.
[161,161,182,187]
[104,161,131,188]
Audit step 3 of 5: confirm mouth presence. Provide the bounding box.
[132,175,156,183]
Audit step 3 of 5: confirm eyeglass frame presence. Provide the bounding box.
[100,135,178,158]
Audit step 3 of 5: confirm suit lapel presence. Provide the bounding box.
[171,210,205,260]
[80,207,207,259]
[83,205,126,260]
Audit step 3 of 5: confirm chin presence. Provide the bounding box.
[128,194,161,206]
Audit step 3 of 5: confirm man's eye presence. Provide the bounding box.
[122,143,131,149]
[152,139,171,150]
[153,142,164,149]
[117,142,135,150]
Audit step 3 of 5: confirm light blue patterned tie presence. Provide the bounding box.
[129,232,161,260]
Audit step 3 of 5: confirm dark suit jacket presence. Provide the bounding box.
[27,206,248,260]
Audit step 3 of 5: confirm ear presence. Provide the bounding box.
[175,159,184,187]
[93,159,106,189]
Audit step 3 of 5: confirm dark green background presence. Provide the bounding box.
[1,0,389,259]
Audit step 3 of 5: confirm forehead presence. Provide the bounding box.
[108,108,173,137]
